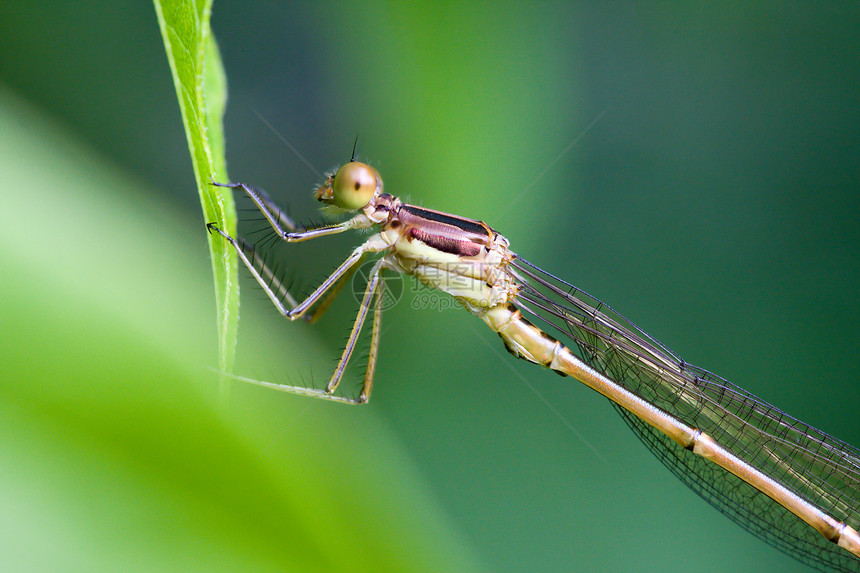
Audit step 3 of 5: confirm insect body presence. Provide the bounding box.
[207,161,860,571]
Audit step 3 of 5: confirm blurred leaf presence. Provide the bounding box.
[0,85,483,572]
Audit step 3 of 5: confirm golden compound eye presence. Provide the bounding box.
[331,162,379,210]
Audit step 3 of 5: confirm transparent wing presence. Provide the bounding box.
[509,255,860,572]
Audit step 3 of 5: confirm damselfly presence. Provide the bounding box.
[207,161,860,571]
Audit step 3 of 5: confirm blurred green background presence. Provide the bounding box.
[1,2,858,571]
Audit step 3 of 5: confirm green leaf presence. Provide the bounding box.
[154,0,238,397]
[0,81,484,573]
[142,4,483,571]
